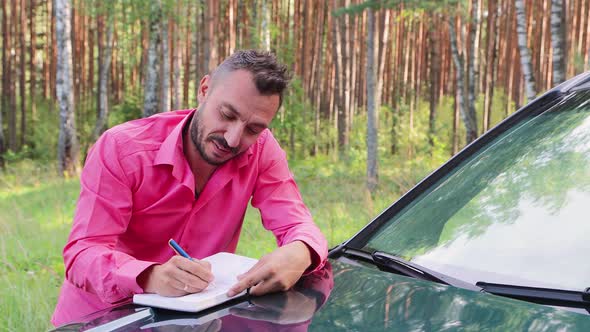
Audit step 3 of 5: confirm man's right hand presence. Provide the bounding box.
[137,256,214,296]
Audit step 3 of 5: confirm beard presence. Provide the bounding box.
[190,106,239,166]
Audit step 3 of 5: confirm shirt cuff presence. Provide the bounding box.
[115,259,158,296]
[290,236,328,275]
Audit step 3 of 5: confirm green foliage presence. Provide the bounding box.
[270,77,316,159]
[110,90,144,126]
[572,50,586,75]
[1,99,60,162]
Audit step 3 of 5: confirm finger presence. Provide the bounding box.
[164,277,189,296]
[173,267,211,292]
[228,265,269,297]
[174,257,214,282]
[236,260,265,280]
[249,278,283,296]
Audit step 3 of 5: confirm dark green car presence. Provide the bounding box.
[53,72,590,331]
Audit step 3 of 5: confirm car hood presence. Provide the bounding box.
[52,258,590,331]
[307,259,590,331]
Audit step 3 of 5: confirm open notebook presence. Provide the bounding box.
[133,252,258,312]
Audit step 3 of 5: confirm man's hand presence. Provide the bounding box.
[137,256,214,296]
[227,241,312,297]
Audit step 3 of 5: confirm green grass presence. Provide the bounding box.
[0,161,78,331]
[0,154,435,331]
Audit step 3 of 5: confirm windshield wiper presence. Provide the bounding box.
[372,251,481,291]
[476,282,590,309]
[336,248,480,291]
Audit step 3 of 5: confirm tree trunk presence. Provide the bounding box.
[483,0,499,132]
[376,9,389,115]
[29,0,37,129]
[143,0,162,117]
[452,62,459,155]
[515,0,536,102]
[183,4,191,107]
[551,0,566,85]
[55,0,80,176]
[160,17,170,113]
[428,14,440,150]
[173,19,182,110]
[261,0,270,51]
[466,0,479,141]
[331,0,348,152]
[93,19,113,141]
[366,7,377,193]
[201,0,211,75]
[1,0,9,166]
[8,0,18,151]
[449,15,477,144]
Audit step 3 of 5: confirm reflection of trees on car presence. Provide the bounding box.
[441,92,590,242]
[366,91,590,260]
[310,261,584,332]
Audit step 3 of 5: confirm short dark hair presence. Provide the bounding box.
[211,50,290,108]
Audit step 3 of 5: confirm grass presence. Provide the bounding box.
[0,153,436,331]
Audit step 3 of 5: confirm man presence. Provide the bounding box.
[51,50,328,326]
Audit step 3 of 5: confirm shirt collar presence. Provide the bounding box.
[153,110,194,175]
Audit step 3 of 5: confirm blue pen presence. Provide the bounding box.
[168,239,193,261]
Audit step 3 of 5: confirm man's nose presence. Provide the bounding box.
[224,125,243,148]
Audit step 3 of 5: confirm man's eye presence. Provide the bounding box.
[221,112,234,120]
[247,127,260,135]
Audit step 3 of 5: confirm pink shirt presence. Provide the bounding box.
[51,110,328,326]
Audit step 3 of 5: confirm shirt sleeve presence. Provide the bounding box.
[251,131,328,273]
[62,132,155,304]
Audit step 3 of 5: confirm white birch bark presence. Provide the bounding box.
[261,0,270,51]
[55,0,79,176]
[515,0,537,102]
[551,0,566,85]
[466,0,479,142]
[143,0,162,117]
[449,17,477,144]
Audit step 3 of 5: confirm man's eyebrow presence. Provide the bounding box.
[220,102,268,129]
[220,102,240,116]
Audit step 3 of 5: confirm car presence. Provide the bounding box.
[51,71,590,331]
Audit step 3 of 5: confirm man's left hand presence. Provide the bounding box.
[227,241,312,297]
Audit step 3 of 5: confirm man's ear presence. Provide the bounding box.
[197,75,211,104]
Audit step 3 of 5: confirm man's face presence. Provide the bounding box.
[189,69,280,166]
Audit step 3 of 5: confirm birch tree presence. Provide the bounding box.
[515,0,536,102]
[143,0,162,117]
[366,6,377,192]
[55,0,80,176]
[551,0,566,85]
[449,15,477,144]
[466,0,478,142]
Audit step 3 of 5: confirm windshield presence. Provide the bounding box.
[363,90,590,291]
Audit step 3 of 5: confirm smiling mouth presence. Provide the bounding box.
[212,140,231,155]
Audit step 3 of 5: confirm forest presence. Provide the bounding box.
[1,0,588,188]
[1,0,590,329]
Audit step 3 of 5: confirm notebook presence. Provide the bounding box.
[133,252,258,312]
